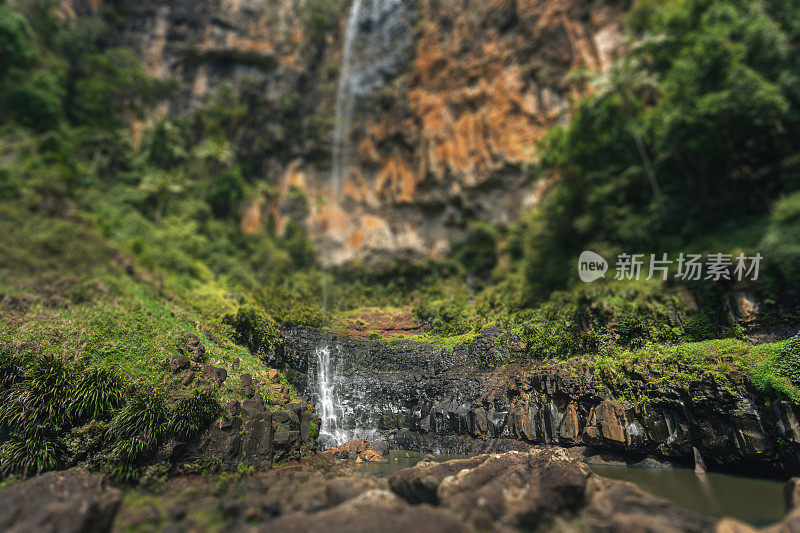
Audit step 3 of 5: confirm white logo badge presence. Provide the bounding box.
[578,251,608,282]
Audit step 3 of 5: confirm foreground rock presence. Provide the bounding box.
[262,490,467,533]
[0,468,121,533]
[116,450,721,531]
[389,449,716,532]
[6,450,800,531]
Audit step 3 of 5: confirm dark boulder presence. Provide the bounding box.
[325,476,380,506]
[168,354,192,372]
[0,468,121,533]
[201,364,227,385]
[388,455,489,504]
[369,440,390,457]
[180,333,206,361]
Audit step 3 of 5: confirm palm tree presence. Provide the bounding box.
[193,137,234,175]
[138,169,185,224]
[589,50,663,199]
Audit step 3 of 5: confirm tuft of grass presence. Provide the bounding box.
[0,429,66,478]
[71,367,124,422]
[168,390,222,441]
[107,390,168,444]
[0,355,74,436]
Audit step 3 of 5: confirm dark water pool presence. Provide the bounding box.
[354,451,787,527]
[591,465,785,527]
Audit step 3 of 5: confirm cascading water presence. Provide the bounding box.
[313,345,378,448]
[330,0,414,196]
[312,0,415,448]
[314,346,348,447]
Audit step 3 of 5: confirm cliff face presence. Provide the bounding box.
[64,0,628,266]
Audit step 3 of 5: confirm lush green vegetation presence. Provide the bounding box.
[514,0,800,298]
[1,0,799,486]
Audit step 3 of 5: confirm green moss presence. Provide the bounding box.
[223,304,282,357]
[586,338,800,403]
[775,333,800,388]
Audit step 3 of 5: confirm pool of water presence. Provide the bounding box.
[591,465,786,527]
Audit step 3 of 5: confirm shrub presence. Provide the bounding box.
[168,390,221,441]
[70,367,124,421]
[413,299,474,337]
[0,356,75,435]
[455,221,499,277]
[521,303,596,359]
[615,308,650,347]
[106,390,168,445]
[776,333,800,387]
[224,304,282,356]
[6,83,62,132]
[761,192,800,288]
[207,167,247,218]
[277,303,327,328]
[0,8,34,77]
[0,428,66,478]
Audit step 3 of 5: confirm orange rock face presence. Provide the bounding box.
[293,0,626,266]
[98,0,626,267]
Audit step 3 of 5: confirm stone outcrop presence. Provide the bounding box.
[181,394,320,469]
[11,449,800,531]
[281,326,800,476]
[109,449,746,531]
[390,449,715,532]
[0,468,121,533]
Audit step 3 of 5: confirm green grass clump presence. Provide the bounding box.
[71,367,125,422]
[107,390,168,444]
[0,355,75,436]
[0,430,66,479]
[224,304,282,356]
[0,355,129,478]
[105,390,169,483]
[168,390,222,441]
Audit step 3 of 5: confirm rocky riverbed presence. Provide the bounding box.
[4,447,800,532]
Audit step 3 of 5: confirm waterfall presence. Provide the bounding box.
[314,345,378,448]
[314,346,346,447]
[330,0,414,196]
[311,0,415,448]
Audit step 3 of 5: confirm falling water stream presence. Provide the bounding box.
[314,345,378,448]
[314,0,414,447]
[330,0,414,196]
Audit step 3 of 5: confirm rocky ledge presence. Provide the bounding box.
[5,449,800,532]
[279,327,800,476]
